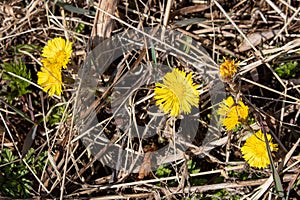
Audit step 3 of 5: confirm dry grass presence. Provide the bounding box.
[0,0,300,199]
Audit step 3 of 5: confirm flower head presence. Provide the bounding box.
[219,57,238,81]
[241,130,278,169]
[154,68,199,117]
[217,96,248,130]
[37,66,62,96]
[42,37,72,69]
[40,58,61,71]
[37,37,72,96]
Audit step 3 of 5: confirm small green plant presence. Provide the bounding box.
[1,60,32,103]
[187,159,200,174]
[155,164,172,178]
[228,169,249,181]
[275,61,299,78]
[76,22,86,33]
[47,104,67,126]
[212,189,241,200]
[155,164,176,187]
[0,148,48,198]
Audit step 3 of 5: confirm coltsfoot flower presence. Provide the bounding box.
[217,96,248,130]
[40,58,61,71]
[154,68,199,117]
[37,66,62,96]
[241,130,278,169]
[219,57,238,82]
[37,37,72,96]
[42,37,72,69]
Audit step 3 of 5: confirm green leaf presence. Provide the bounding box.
[13,44,41,55]
[187,160,200,174]
[21,124,38,158]
[263,131,285,198]
[76,22,85,33]
[1,60,32,102]
[0,99,35,124]
[155,164,172,177]
[275,61,299,78]
[56,1,95,15]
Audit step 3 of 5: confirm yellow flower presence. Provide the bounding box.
[241,130,278,169]
[219,57,238,81]
[40,58,61,71]
[42,37,72,69]
[154,68,199,117]
[37,66,62,96]
[217,96,248,130]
